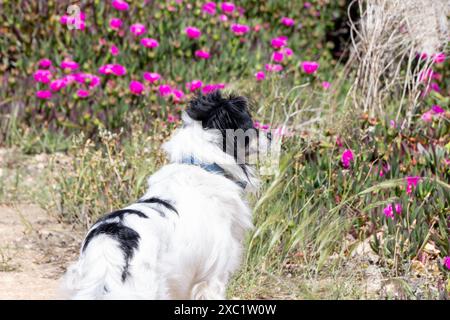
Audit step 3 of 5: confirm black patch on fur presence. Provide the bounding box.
[82,222,141,282]
[186,91,255,161]
[95,209,149,224]
[138,197,179,215]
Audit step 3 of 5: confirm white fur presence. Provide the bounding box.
[62,113,258,299]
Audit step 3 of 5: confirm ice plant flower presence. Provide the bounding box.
[110,45,119,56]
[76,89,90,98]
[383,204,402,219]
[159,84,172,96]
[186,80,203,92]
[167,114,179,123]
[129,80,145,95]
[33,70,52,84]
[140,38,159,48]
[271,36,288,49]
[230,24,250,36]
[50,79,67,92]
[185,26,201,39]
[60,59,79,70]
[322,81,331,90]
[433,52,446,64]
[195,50,210,59]
[272,51,284,63]
[406,176,420,194]
[112,0,129,11]
[282,47,293,56]
[172,89,185,102]
[255,71,265,81]
[36,90,52,100]
[304,2,312,8]
[281,17,295,27]
[202,2,216,15]
[221,2,235,13]
[109,18,123,30]
[301,61,319,74]
[130,23,146,36]
[143,72,161,83]
[431,105,445,114]
[219,14,228,22]
[38,59,52,69]
[265,64,283,72]
[444,256,450,270]
[98,64,126,76]
[341,149,354,168]
[202,83,226,94]
[421,110,433,122]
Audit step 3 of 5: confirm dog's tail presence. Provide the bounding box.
[60,235,129,300]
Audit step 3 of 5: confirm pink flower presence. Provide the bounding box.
[431,105,445,114]
[129,80,145,95]
[336,136,343,147]
[167,114,180,123]
[110,45,119,56]
[255,71,265,81]
[202,83,225,94]
[281,17,295,27]
[33,69,52,84]
[112,0,129,11]
[60,59,79,70]
[254,121,261,129]
[322,81,331,90]
[109,18,123,30]
[130,23,146,36]
[172,89,185,102]
[421,110,433,122]
[202,2,216,15]
[221,2,235,13]
[272,51,284,63]
[301,61,319,74]
[418,69,434,82]
[98,64,127,76]
[140,38,159,48]
[341,149,354,168]
[304,2,312,8]
[261,124,270,131]
[406,176,420,194]
[444,256,450,270]
[195,50,210,59]
[36,90,52,100]
[230,24,250,36]
[265,63,283,72]
[76,89,90,98]
[283,47,293,56]
[219,14,228,22]
[143,72,161,83]
[185,26,202,39]
[429,82,441,93]
[271,36,288,49]
[383,203,402,219]
[159,84,172,96]
[74,73,101,88]
[186,80,203,92]
[433,52,446,64]
[38,59,52,69]
[50,79,67,92]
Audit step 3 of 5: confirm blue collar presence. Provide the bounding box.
[181,156,247,189]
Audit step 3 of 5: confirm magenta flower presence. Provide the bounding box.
[272,51,284,63]
[219,14,228,22]
[109,18,123,30]
[341,149,354,168]
[444,256,450,270]
[418,69,434,82]
[255,71,265,81]
[322,81,331,90]
[110,45,119,56]
[433,52,446,64]
[202,2,216,15]
[130,23,146,36]
[281,17,295,27]
[431,105,445,114]
[60,59,79,70]
[202,83,225,94]
[159,84,172,96]
[304,2,312,8]
[271,36,288,49]
[98,64,126,76]
[230,24,250,36]
[129,80,145,95]
[76,89,90,98]
[301,61,319,74]
[112,0,129,11]
[33,70,52,84]
[406,176,420,194]
[140,38,159,48]
[38,59,52,69]
[172,89,185,102]
[36,90,52,100]
[143,72,161,83]
[195,50,211,59]
[283,47,293,56]
[50,79,67,92]
[221,2,235,13]
[167,114,180,123]
[185,26,202,39]
[186,80,203,92]
[74,73,101,88]
[421,110,433,122]
[265,63,283,72]
[383,203,402,219]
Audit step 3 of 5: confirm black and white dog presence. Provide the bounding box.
[62,91,264,299]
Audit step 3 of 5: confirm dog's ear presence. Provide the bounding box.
[186,91,254,132]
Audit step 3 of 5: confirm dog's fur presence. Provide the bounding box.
[62,91,261,299]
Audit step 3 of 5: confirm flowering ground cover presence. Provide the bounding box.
[0,0,448,299]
